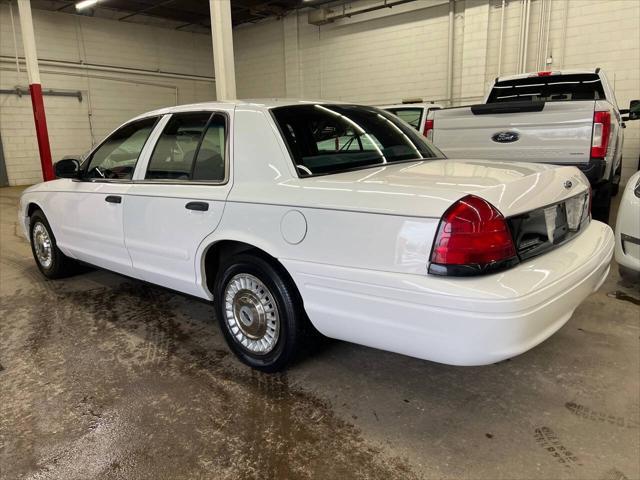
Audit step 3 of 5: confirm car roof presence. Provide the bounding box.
[130,98,342,121]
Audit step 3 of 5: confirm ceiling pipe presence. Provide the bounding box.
[521,0,531,73]
[543,0,553,68]
[497,0,505,77]
[0,56,215,82]
[446,0,454,106]
[516,0,525,73]
[536,0,545,70]
[308,0,419,25]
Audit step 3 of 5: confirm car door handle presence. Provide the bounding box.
[185,201,209,211]
[105,195,122,204]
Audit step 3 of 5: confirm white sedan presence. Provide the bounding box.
[20,100,614,371]
[615,170,640,280]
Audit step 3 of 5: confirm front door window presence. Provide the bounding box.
[84,117,158,180]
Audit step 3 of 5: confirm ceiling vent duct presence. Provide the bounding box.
[307,0,431,26]
[308,7,334,26]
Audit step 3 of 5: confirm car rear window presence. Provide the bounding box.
[271,104,443,177]
[487,73,605,103]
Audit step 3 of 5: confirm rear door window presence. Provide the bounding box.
[487,73,605,103]
[146,112,226,182]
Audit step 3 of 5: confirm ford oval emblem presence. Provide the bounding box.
[564,180,573,189]
[491,131,520,143]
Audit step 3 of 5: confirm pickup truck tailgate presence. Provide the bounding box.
[432,101,595,165]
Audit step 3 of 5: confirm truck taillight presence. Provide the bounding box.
[424,119,434,140]
[428,195,518,276]
[591,110,611,159]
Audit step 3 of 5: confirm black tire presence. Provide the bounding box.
[214,253,310,372]
[612,163,622,197]
[29,210,76,279]
[619,266,640,283]
[591,181,613,224]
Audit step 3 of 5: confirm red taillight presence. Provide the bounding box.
[537,71,553,76]
[591,110,611,159]
[423,119,434,140]
[429,195,517,275]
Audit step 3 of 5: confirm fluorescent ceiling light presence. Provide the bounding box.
[75,0,99,10]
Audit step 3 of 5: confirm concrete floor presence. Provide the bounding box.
[0,185,638,480]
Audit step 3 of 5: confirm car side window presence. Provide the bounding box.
[146,112,226,182]
[146,112,212,180]
[84,117,157,180]
[192,114,226,181]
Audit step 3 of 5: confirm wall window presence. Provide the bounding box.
[84,117,157,180]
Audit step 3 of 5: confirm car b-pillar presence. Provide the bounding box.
[17,0,54,182]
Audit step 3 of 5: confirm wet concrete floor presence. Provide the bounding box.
[1,185,638,479]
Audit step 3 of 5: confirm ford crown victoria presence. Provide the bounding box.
[20,100,614,371]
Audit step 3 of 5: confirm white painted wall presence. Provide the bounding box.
[0,5,215,185]
[234,0,640,182]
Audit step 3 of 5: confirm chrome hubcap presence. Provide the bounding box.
[224,274,279,355]
[32,222,53,269]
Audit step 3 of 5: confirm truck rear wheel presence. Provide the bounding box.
[611,164,622,197]
[591,181,612,224]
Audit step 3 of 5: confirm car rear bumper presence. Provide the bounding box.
[283,220,614,366]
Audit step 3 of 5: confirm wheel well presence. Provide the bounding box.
[27,203,41,218]
[203,240,269,294]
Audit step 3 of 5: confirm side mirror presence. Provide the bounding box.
[54,158,80,179]
[628,99,640,121]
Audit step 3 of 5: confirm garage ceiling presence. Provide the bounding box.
[31,0,337,32]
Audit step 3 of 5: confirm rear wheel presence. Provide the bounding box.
[29,210,76,278]
[214,253,310,372]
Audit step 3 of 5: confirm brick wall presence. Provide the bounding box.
[0,5,215,185]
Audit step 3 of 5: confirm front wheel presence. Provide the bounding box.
[29,210,76,279]
[214,253,309,372]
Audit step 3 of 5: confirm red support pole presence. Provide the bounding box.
[17,0,54,183]
[28,84,54,181]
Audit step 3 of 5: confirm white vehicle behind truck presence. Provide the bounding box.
[380,101,443,137]
[427,69,639,221]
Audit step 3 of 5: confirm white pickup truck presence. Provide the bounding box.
[427,69,639,221]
